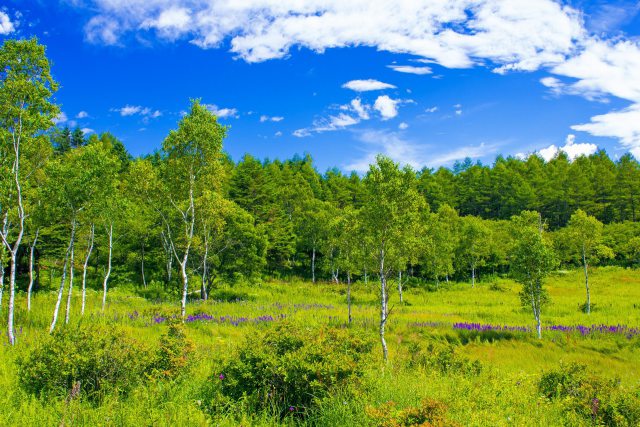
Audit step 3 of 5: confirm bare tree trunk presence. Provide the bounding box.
[27,228,39,311]
[65,229,76,324]
[379,248,388,363]
[161,230,173,283]
[179,181,196,319]
[347,271,352,324]
[311,245,316,284]
[0,258,4,313]
[201,225,209,300]
[398,270,403,303]
[102,223,113,312]
[141,241,147,289]
[471,264,476,288]
[81,224,95,315]
[583,243,590,314]
[50,221,76,333]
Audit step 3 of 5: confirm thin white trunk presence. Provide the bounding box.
[201,225,209,300]
[81,224,95,315]
[379,248,388,363]
[471,264,476,288]
[398,270,403,303]
[102,223,113,312]
[50,221,76,333]
[65,229,76,324]
[141,241,147,289]
[311,245,316,284]
[583,243,590,314]
[347,271,352,324]
[27,228,39,311]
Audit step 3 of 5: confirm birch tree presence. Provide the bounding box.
[360,156,425,362]
[0,38,58,344]
[510,211,556,338]
[565,209,613,314]
[160,101,225,318]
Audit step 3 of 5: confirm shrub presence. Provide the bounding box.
[539,362,640,425]
[209,288,254,303]
[365,399,459,427]
[407,341,482,376]
[201,322,374,419]
[150,322,195,379]
[17,323,152,403]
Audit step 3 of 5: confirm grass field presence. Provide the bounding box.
[1,266,639,426]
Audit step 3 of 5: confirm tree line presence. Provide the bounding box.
[2,39,640,356]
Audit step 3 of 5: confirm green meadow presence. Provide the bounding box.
[1,266,639,426]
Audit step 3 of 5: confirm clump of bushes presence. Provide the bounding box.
[407,341,482,376]
[539,362,640,425]
[201,322,374,419]
[17,322,196,403]
[366,399,459,427]
[17,323,153,403]
[149,322,195,379]
[209,288,253,303]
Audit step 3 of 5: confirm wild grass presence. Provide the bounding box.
[1,266,639,425]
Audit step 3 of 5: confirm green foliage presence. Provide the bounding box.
[365,399,458,427]
[539,362,640,425]
[201,322,374,419]
[150,322,195,379]
[407,342,482,376]
[17,323,152,403]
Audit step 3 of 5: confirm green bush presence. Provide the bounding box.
[201,322,374,419]
[209,288,254,303]
[407,341,482,376]
[150,322,195,379]
[17,323,152,403]
[539,362,640,425]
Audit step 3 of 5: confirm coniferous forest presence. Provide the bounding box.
[2,38,640,426]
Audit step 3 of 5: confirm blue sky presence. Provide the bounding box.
[1,1,640,172]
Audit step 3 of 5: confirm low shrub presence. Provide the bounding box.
[149,322,195,379]
[17,323,152,403]
[407,341,482,376]
[209,288,254,303]
[539,362,640,425]
[201,322,374,419]
[365,399,459,427]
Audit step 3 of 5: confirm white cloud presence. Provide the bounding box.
[112,105,162,120]
[398,122,409,130]
[81,0,583,71]
[203,104,238,119]
[342,79,396,92]
[141,7,191,39]
[0,11,15,35]
[425,106,438,113]
[350,98,369,120]
[345,129,498,172]
[374,95,400,120]
[294,113,361,137]
[274,131,283,137]
[534,134,598,161]
[388,65,432,75]
[571,105,640,158]
[53,112,68,125]
[260,115,284,122]
[76,111,89,119]
[81,128,95,134]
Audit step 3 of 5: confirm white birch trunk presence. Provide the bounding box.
[50,221,76,333]
[347,271,352,324]
[311,245,316,284]
[398,270,403,303]
[65,228,76,324]
[27,228,39,311]
[583,243,590,314]
[102,223,113,312]
[379,247,388,363]
[81,224,94,315]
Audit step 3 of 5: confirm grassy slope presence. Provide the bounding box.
[0,266,639,426]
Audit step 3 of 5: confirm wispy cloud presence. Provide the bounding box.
[203,104,238,119]
[387,65,432,75]
[260,115,284,122]
[112,105,162,119]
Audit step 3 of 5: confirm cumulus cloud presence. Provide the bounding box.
[342,79,396,92]
[388,65,432,75]
[76,111,90,119]
[203,104,238,119]
[533,134,598,161]
[398,122,409,130]
[0,11,15,35]
[81,127,95,134]
[374,95,400,120]
[571,105,640,158]
[80,0,583,70]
